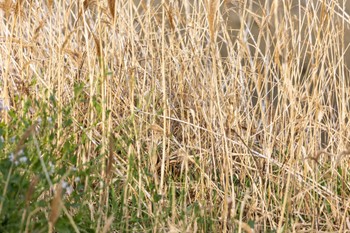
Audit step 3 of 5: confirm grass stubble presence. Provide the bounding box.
[0,0,350,232]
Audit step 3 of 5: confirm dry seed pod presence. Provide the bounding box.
[49,184,63,229]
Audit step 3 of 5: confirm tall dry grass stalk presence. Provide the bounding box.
[208,0,219,43]
[1,0,350,231]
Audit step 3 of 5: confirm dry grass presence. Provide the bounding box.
[1,0,350,232]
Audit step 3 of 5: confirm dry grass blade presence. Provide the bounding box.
[47,0,53,13]
[234,219,254,233]
[208,0,219,43]
[83,0,97,11]
[49,184,63,232]
[101,215,114,233]
[166,5,175,31]
[25,176,39,207]
[227,196,233,218]
[0,0,13,19]
[107,0,115,19]
[14,0,24,18]
[32,20,46,41]
[93,33,102,59]
[106,133,114,183]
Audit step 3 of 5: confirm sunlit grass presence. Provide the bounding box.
[1,0,350,232]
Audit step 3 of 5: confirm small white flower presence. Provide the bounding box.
[61,181,68,189]
[19,156,28,163]
[74,177,80,183]
[0,99,9,111]
[47,117,52,123]
[9,153,14,162]
[48,161,55,174]
[0,136,4,143]
[71,166,77,171]
[65,185,74,195]
[18,149,24,156]
[14,161,19,166]
[10,136,16,143]
[37,118,42,124]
